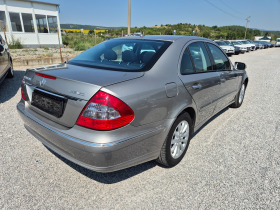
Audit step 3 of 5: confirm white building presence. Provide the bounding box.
[254,36,271,42]
[0,0,62,48]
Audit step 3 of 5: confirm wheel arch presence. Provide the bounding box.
[176,106,196,126]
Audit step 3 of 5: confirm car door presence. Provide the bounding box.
[206,43,240,113]
[0,35,5,78]
[178,41,221,125]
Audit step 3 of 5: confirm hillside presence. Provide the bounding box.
[60,24,123,30]
[60,23,280,40]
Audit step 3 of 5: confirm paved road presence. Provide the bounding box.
[1,48,280,209]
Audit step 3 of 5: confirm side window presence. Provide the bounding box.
[22,13,35,33]
[207,43,231,70]
[188,42,212,72]
[9,12,23,32]
[180,49,194,74]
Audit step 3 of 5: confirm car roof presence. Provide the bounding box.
[115,35,210,42]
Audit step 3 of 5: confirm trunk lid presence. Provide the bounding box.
[23,63,144,127]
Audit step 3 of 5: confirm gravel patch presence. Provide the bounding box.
[1,48,280,209]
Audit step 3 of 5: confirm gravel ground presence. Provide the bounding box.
[1,48,280,209]
[10,48,82,60]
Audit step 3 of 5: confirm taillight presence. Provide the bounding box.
[35,72,56,80]
[76,91,134,130]
[21,89,26,100]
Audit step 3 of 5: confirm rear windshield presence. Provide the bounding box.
[68,39,171,72]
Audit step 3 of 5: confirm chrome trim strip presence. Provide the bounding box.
[35,88,83,101]
[35,88,66,99]
[18,104,164,148]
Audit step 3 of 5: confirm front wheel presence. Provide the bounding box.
[157,113,193,167]
[230,83,246,108]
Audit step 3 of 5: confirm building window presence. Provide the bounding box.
[22,13,34,32]
[0,11,8,32]
[47,16,57,33]
[9,12,23,32]
[36,14,48,33]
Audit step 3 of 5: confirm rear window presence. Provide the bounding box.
[68,39,171,72]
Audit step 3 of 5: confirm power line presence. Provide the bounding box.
[203,0,243,20]
[220,0,246,16]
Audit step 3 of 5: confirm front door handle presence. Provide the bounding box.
[192,83,202,90]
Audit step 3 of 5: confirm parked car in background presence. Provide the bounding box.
[246,40,259,50]
[237,40,256,51]
[276,38,280,47]
[0,35,14,84]
[214,40,235,55]
[267,42,274,48]
[230,40,250,53]
[256,41,269,49]
[223,41,240,55]
[17,36,248,172]
[253,41,264,49]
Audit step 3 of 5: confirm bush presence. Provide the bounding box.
[9,36,23,49]
[43,46,49,50]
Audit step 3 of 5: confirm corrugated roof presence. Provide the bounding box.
[10,0,60,6]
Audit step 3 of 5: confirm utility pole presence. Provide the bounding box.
[244,16,250,39]
[94,29,96,45]
[128,0,131,36]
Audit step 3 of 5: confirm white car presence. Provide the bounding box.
[229,41,248,53]
[233,40,251,52]
[214,41,235,55]
[275,38,280,47]
[237,40,256,51]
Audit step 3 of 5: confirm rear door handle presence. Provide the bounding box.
[192,83,202,90]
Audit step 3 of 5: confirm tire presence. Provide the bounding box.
[7,59,14,78]
[230,83,246,108]
[157,112,194,167]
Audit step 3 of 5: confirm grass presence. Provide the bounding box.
[62,33,104,51]
[9,36,23,49]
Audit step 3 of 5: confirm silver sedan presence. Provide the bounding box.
[17,36,248,172]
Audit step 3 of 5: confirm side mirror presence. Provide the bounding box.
[0,45,4,53]
[235,62,246,70]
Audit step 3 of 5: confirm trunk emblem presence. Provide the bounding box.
[68,90,85,96]
[39,78,46,87]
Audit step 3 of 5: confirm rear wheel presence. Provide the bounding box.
[157,113,193,167]
[7,59,14,78]
[230,83,246,108]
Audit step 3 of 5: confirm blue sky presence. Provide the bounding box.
[44,0,280,30]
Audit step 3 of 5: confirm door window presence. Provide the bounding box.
[207,43,231,70]
[188,42,212,72]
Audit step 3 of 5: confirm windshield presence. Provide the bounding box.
[68,39,171,72]
[224,41,232,46]
[241,41,250,44]
[277,39,280,42]
[216,41,227,46]
[232,41,239,45]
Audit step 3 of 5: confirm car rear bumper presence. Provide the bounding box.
[17,102,171,173]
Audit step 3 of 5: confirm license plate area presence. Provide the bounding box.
[31,89,67,118]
